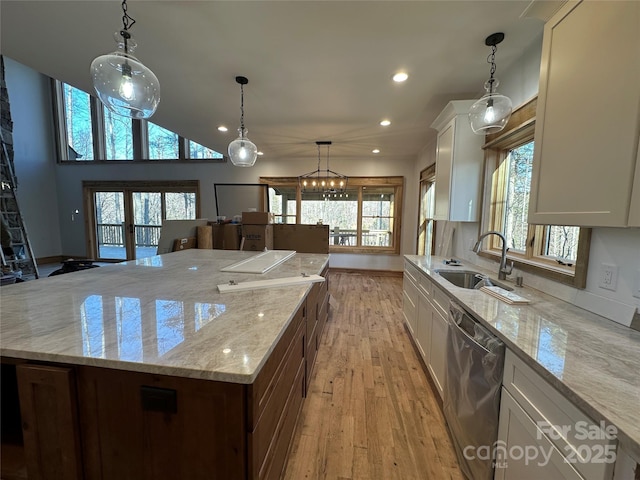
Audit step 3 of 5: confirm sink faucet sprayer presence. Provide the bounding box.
[472,231,514,281]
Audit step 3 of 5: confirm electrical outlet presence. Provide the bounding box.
[633,269,640,299]
[598,263,619,291]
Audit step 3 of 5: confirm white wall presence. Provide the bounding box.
[4,57,61,258]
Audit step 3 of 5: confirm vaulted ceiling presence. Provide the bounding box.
[0,1,554,163]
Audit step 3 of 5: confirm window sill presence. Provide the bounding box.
[478,250,585,289]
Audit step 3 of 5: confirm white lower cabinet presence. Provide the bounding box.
[495,389,584,480]
[403,262,449,400]
[428,306,447,397]
[497,350,616,480]
[402,262,419,335]
[416,293,431,361]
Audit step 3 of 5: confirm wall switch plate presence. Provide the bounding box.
[598,263,619,291]
[633,269,640,299]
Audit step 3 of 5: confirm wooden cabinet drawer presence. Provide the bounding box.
[503,350,616,480]
[417,271,432,299]
[404,260,420,286]
[250,318,305,478]
[249,303,305,426]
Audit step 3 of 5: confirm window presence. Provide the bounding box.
[147,122,179,159]
[61,83,94,160]
[482,97,590,287]
[104,109,134,160]
[262,177,403,254]
[53,81,225,163]
[417,165,436,255]
[189,140,224,160]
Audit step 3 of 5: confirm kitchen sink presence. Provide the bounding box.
[435,269,513,291]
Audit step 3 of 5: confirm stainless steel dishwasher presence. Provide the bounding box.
[443,301,505,480]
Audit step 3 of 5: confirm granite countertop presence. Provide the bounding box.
[404,254,640,464]
[0,249,329,384]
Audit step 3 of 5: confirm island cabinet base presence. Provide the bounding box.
[1,297,320,480]
[76,366,247,480]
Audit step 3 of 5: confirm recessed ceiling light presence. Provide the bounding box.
[257,151,264,156]
[393,72,408,83]
[380,120,391,127]
[218,126,228,132]
[372,149,380,154]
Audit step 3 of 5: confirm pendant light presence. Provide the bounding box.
[228,76,258,167]
[469,32,512,135]
[90,0,160,119]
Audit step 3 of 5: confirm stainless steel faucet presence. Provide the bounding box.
[472,231,513,280]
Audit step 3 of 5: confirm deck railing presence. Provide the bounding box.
[97,224,162,247]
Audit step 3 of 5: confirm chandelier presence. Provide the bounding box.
[298,141,348,196]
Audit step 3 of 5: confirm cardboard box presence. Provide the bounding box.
[242,211,274,225]
[212,224,241,250]
[273,224,329,253]
[242,224,274,251]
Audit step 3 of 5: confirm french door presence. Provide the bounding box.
[83,181,200,261]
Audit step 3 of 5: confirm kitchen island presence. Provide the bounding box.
[0,249,330,480]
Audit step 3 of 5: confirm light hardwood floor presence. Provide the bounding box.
[283,272,464,480]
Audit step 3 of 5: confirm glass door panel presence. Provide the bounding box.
[132,192,162,260]
[94,191,126,260]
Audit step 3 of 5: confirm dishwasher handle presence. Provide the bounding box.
[448,302,504,355]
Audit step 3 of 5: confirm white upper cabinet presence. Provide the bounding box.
[430,100,484,222]
[528,0,640,227]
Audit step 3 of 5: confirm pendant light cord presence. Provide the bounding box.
[486,44,497,94]
[120,0,135,52]
[240,83,246,131]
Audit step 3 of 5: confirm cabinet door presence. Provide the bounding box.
[416,293,432,361]
[16,364,83,480]
[428,307,447,399]
[529,0,640,227]
[434,120,454,221]
[627,137,640,227]
[495,389,584,480]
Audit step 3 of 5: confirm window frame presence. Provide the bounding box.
[480,97,590,288]
[261,176,404,254]
[52,80,226,163]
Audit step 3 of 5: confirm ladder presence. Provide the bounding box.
[1,135,39,280]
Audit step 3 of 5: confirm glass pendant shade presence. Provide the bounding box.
[469,91,512,134]
[228,128,258,167]
[90,32,160,119]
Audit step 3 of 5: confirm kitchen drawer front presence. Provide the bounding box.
[249,303,305,426]
[417,271,432,299]
[404,260,421,286]
[503,350,616,480]
[496,389,584,480]
[250,318,305,479]
[431,284,449,318]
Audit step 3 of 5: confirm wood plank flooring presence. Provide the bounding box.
[283,272,464,480]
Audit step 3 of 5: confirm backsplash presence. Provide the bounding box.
[448,222,640,329]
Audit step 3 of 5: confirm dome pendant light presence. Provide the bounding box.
[469,32,512,135]
[90,0,160,119]
[228,76,258,167]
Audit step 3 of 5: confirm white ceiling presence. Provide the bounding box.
[1,1,550,163]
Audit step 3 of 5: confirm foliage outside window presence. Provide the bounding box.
[482,97,590,287]
[54,81,224,162]
[417,165,436,255]
[147,122,179,159]
[263,177,403,254]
